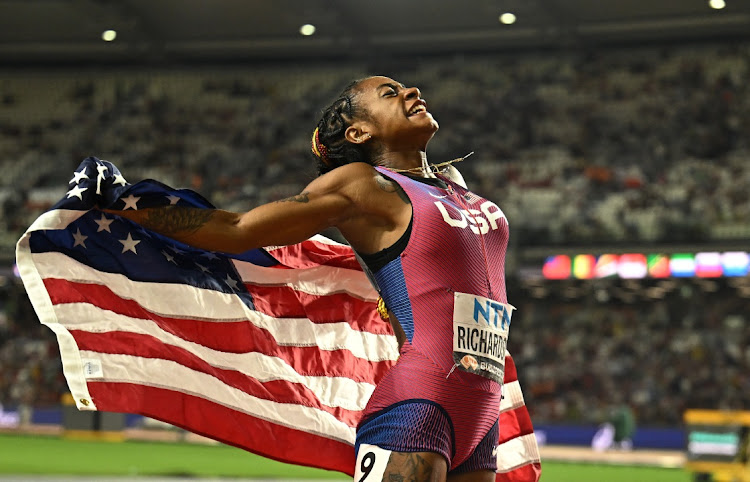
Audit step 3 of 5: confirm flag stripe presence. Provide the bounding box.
[46,278,397,378]
[497,463,543,482]
[73,331,366,424]
[265,237,363,271]
[496,433,542,473]
[88,382,357,475]
[499,381,523,414]
[246,284,391,333]
[498,405,536,446]
[33,252,249,318]
[234,260,377,300]
[38,271,399,362]
[503,352,518,382]
[53,302,384,399]
[79,350,357,442]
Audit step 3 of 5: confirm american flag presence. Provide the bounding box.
[16,157,541,480]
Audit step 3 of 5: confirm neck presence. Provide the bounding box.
[375,150,436,178]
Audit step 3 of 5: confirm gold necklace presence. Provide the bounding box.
[389,152,474,175]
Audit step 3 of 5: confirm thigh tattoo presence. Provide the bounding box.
[383,452,435,481]
[355,445,440,482]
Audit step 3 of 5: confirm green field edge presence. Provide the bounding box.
[0,433,693,481]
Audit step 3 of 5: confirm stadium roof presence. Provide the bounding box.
[0,0,749,64]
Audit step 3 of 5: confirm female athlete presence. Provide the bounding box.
[109,76,514,482]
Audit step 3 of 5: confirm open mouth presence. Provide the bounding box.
[406,100,427,117]
[407,105,427,116]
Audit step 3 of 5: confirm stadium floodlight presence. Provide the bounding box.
[709,0,726,9]
[299,24,316,36]
[101,30,117,42]
[499,13,517,25]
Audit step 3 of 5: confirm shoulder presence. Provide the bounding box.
[305,162,411,209]
[306,162,381,194]
[325,161,379,180]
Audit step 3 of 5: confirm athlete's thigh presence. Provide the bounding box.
[447,469,496,482]
[355,444,448,482]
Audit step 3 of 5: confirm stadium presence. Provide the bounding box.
[1,0,750,481]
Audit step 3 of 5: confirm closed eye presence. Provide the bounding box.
[378,82,403,97]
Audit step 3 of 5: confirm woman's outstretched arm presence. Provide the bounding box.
[106,167,363,254]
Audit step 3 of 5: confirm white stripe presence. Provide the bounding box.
[233,260,378,301]
[31,251,249,319]
[25,208,86,232]
[306,235,348,246]
[495,433,541,473]
[15,231,96,410]
[53,302,380,410]
[499,380,524,413]
[80,351,357,444]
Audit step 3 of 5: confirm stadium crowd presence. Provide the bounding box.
[1,40,750,428]
[510,278,750,427]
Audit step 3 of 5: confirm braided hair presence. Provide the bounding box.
[311,79,374,175]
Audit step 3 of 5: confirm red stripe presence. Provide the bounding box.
[45,278,395,384]
[72,330,364,426]
[246,284,392,334]
[503,354,518,384]
[270,240,361,270]
[496,462,542,482]
[88,382,357,476]
[497,405,535,445]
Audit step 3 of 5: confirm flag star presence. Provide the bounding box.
[161,250,177,264]
[121,195,141,210]
[170,245,187,256]
[66,185,88,200]
[201,251,219,260]
[69,168,89,185]
[196,263,210,273]
[119,233,141,254]
[96,163,109,177]
[72,228,88,248]
[113,174,128,186]
[224,275,239,291]
[166,195,180,205]
[94,215,114,233]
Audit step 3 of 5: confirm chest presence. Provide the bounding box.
[404,180,509,240]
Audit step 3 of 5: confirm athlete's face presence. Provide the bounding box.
[352,76,439,150]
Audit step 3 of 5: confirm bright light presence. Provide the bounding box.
[299,24,316,36]
[709,0,726,9]
[101,30,117,42]
[499,13,517,25]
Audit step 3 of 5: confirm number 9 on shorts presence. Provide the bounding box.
[354,444,391,481]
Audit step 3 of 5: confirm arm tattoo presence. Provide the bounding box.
[375,175,411,205]
[383,452,435,481]
[274,191,310,204]
[142,206,215,236]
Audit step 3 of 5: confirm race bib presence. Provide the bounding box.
[452,292,514,384]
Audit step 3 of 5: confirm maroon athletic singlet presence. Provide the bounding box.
[355,167,513,471]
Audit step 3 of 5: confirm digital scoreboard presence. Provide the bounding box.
[684,410,750,481]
